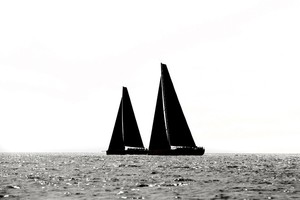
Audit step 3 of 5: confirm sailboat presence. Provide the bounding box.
[107,87,147,155]
[148,63,205,155]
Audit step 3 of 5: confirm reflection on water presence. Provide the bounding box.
[0,153,299,199]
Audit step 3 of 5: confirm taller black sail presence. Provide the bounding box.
[161,63,196,147]
[107,99,125,151]
[122,87,144,148]
[149,81,170,151]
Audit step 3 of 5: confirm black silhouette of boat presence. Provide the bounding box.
[148,63,205,155]
[107,87,147,155]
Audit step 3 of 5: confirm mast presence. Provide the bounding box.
[122,87,144,148]
[160,63,196,147]
[149,81,171,151]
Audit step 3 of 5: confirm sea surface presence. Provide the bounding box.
[0,153,299,199]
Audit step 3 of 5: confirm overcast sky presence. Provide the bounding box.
[1,1,300,153]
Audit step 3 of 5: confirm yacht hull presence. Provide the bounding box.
[106,149,148,155]
[148,147,205,156]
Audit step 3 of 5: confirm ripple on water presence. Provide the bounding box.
[0,153,300,199]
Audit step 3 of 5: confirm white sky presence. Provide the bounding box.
[0,1,300,153]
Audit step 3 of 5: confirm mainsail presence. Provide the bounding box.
[161,64,196,147]
[149,63,198,152]
[122,87,144,148]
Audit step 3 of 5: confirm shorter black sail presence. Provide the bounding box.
[107,87,146,155]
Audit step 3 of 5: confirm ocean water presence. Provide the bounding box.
[0,153,299,199]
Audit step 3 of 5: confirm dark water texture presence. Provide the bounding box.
[0,153,299,199]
